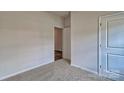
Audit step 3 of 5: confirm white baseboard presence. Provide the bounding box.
[55,49,62,51]
[0,61,53,80]
[71,64,98,75]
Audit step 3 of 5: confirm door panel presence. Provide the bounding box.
[108,19,124,48]
[100,12,124,80]
[107,54,124,75]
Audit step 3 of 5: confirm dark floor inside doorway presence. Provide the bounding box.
[55,50,62,61]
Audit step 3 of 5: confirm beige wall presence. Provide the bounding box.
[71,11,115,73]
[0,11,63,79]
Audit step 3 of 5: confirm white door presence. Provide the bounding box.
[99,12,124,80]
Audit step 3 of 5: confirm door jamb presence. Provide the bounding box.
[98,16,102,76]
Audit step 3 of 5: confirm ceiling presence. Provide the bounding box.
[49,11,69,17]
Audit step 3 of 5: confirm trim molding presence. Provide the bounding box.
[55,49,62,51]
[0,61,52,80]
[71,64,98,75]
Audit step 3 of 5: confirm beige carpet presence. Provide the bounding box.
[4,59,110,81]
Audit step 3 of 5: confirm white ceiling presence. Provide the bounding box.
[49,11,69,17]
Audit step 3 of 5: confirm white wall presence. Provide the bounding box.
[0,11,63,79]
[71,11,115,73]
[63,15,71,60]
[63,28,71,60]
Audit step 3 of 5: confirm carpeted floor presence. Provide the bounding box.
[4,59,110,81]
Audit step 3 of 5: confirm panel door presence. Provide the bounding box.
[100,12,124,80]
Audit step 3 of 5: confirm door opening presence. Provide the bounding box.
[54,27,63,61]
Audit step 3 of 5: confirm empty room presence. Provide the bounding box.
[0,11,124,81]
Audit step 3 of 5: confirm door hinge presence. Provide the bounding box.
[100,23,102,26]
[99,44,101,47]
[100,65,102,69]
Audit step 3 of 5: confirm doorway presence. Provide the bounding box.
[54,27,63,61]
[99,12,124,80]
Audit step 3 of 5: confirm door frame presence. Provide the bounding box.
[98,12,124,77]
